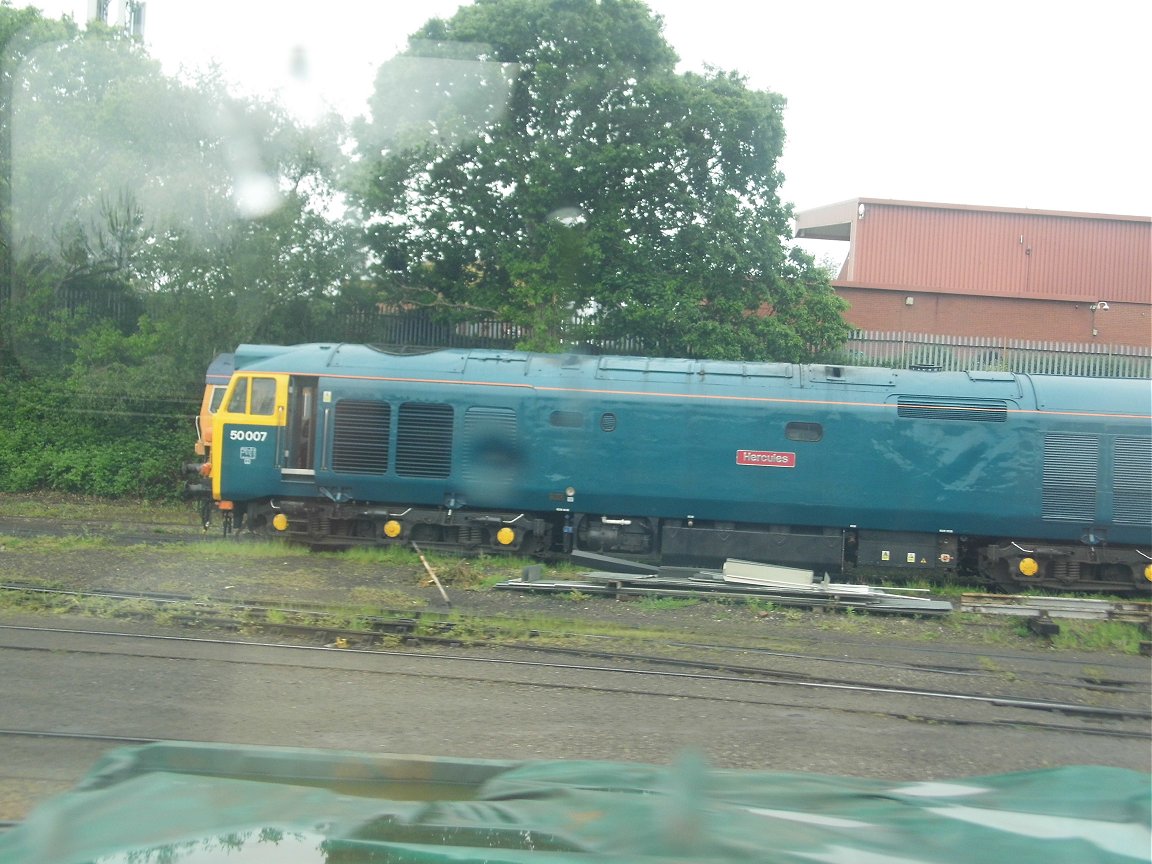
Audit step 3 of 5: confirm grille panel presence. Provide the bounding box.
[897,398,1007,422]
[1113,437,1152,526]
[463,407,519,486]
[1042,434,1098,522]
[332,401,390,474]
[396,402,453,478]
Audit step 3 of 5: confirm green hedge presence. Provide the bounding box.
[0,377,194,499]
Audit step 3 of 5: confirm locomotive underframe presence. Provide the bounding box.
[241,498,553,555]
[574,515,964,577]
[978,540,1151,594]
[224,496,1152,591]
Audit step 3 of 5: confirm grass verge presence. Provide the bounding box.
[0,492,193,524]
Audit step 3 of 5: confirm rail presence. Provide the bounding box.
[959,593,1152,624]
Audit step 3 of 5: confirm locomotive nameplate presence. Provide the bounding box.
[736,450,796,467]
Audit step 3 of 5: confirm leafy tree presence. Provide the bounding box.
[129,93,365,363]
[3,7,364,385]
[353,0,849,360]
[0,5,365,498]
[0,4,77,358]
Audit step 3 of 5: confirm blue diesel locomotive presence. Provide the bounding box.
[188,343,1152,593]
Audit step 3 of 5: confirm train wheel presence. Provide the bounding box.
[984,557,1025,593]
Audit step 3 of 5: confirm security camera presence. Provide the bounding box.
[1091,301,1110,312]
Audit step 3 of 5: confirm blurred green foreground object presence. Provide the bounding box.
[1,742,1148,863]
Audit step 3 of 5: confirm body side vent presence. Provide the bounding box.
[462,407,520,486]
[332,401,390,474]
[1113,437,1152,526]
[396,403,453,478]
[897,397,1007,422]
[1042,434,1098,522]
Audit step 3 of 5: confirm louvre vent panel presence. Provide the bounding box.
[897,398,1007,422]
[1113,437,1152,526]
[396,403,453,478]
[332,401,390,474]
[462,408,519,484]
[1042,434,1098,522]
[464,407,518,431]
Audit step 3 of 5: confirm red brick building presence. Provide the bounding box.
[794,199,1151,348]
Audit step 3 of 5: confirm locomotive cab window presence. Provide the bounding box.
[786,422,823,442]
[250,378,277,415]
[226,376,277,414]
[226,377,248,413]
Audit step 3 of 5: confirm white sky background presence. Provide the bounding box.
[31,0,1152,224]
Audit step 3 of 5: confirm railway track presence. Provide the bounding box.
[1,620,1147,733]
[2,610,1148,824]
[4,511,1150,601]
[3,582,1149,702]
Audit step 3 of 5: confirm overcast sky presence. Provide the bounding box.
[30,0,1152,221]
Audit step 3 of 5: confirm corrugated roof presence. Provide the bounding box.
[795,198,1152,305]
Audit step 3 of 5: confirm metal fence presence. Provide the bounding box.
[341,312,1151,378]
[842,331,1151,379]
[338,310,648,355]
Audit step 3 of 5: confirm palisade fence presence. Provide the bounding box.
[351,312,1150,379]
[843,331,1151,379]
[26,290,1145,378]
[338,309,650,355]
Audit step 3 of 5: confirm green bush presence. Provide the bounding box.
[0,376,193,499]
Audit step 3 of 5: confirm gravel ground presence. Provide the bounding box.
[0,537,1021,648]
[1,524,1149,825]
[0,514,1146,657]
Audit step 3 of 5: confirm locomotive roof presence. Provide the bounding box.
[227,343,1150,417]
[1028,374,1152,416]
[204,354,234,384]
